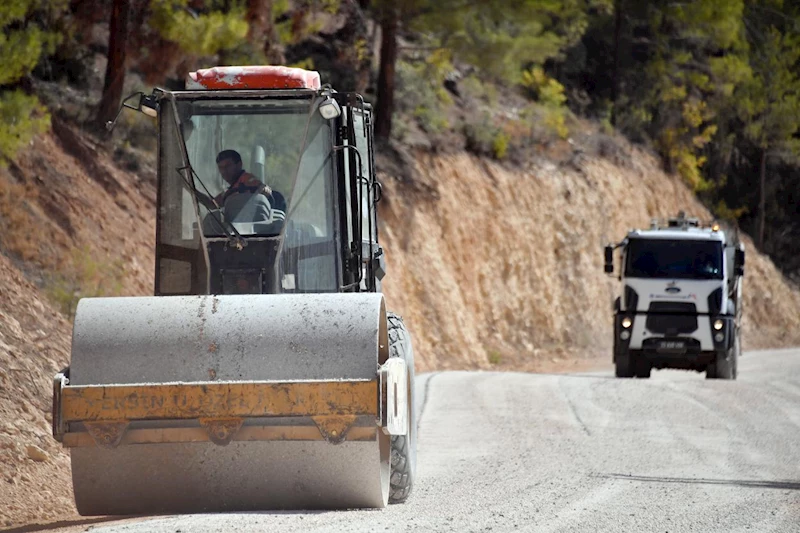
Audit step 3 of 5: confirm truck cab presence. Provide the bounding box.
[605,213,745,379]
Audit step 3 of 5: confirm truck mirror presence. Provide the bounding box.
[734,248,745,277]
[139,93,159,117]
[604,245,614,274]
[106,91,159,132]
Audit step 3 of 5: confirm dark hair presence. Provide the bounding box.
[216,149,242,164]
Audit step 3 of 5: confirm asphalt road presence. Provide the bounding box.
[43,348,800,532]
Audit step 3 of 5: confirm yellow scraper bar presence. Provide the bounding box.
[61,380,379,422]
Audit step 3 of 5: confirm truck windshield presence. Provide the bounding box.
[625,239,723,280]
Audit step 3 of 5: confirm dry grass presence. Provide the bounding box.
[45,247,126,319]
[0,179,46,263]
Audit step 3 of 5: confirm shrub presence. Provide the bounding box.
[492,131,510,160]
[0,91,51,164]
[45,247,125,319]
[487,349,502,365]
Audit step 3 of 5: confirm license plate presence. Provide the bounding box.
[659,341,685,350]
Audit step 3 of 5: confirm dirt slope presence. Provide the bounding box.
[0,124,154,528]
[0,253,74,528]
[379,146,800,371]
[2,125,800,528]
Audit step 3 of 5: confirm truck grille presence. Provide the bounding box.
[645,302,698,334]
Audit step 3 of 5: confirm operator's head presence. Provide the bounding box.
[216,150,243,184]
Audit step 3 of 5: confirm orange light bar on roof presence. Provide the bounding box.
[186,66,322,91]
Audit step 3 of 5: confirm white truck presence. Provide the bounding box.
[604,212,745,379]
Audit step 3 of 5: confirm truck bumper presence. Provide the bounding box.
[614,312,735,371]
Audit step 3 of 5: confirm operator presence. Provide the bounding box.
[207,149,271,208]
[196,149,280,229]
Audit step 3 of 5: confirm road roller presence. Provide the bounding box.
[51,66,416,515]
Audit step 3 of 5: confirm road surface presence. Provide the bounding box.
[38,348,800,532]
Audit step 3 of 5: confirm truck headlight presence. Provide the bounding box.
[713,319,724,331]
[621,317,632,329]
[714,332,725,342]
[620,330,631,340]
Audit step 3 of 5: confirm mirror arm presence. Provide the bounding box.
[105,92,145,132]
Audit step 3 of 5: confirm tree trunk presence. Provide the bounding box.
[610,0,623,126]
[250,0,285,64]
[375,6,398,141]
[95,0,131,131]
[758,147,767,249]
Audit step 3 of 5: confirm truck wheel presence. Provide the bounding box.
[615,348,634,378]
[634,356,651,379]
[731,335,740,380]
[387,312,416,503]
[706,346,735,380]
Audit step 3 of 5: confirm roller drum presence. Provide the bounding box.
[67,293,390,515]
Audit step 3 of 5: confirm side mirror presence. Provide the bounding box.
[604,245,614,274]
[139,93,159,117]
[734,248,745,277]
[106,91,160,132]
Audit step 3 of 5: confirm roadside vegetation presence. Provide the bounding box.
[2,0,800,296]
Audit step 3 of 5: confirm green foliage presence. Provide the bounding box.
[399,0,593,83]
[0,0,66,162]
[0,25,60,86]
[0,0,67,28]
[0,91,50,162]
[274,0,341,45]
[548,0,800,260]
[289,57,315,71]
[521,66,569,139]
[544,108,570,140]
[596,0,750,190]
[463,112,502,156]
[149,0,249,56]
[713,199,749,222]
[460,75,499,106]
[395,51,454,135]
[492,131,510,160]
[738,26,800,153]
[521,66,567,107]
[487,349,502,365]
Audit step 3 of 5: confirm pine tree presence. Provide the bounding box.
[736,8,800,248]
[373,0,598,140]
[622,0,750,190]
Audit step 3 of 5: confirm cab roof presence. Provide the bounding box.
[186,66,321,91]
[627,227,726,242]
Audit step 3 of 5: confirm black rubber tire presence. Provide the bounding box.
[634,356,651,379]
[707,343,736,380]
[387,312,416,504]
[731,334,739,380]
[615,348,634,378]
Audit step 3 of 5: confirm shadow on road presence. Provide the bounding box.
[596,473,800,490]
[2,510,336,533]
[1,516,138,533]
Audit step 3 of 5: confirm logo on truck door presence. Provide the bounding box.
[665,281,681,294]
